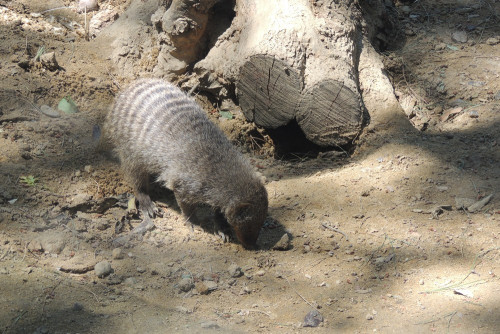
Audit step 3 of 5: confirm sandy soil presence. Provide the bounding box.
[0,0,499,333]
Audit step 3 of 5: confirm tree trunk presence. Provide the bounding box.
[99,0,406,147]
[196,0,364,147]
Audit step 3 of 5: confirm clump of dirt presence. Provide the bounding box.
[0,1,499,334]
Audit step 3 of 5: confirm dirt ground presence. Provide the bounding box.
[1,0,499,333]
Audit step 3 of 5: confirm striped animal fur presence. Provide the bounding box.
[104,79,268,248]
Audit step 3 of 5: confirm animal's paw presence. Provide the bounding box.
[136,193,160,218]
[216,230,231,243]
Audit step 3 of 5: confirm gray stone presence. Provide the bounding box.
[177,278,194,292]
[228,264,243,278]
[200,321,219,329]
[451,31,467,43]
[39,52,59,71]
[112,248,123,259]
[303,309,323,327]
[40,105,60,118]
[95,261,113,278]
[272,233,291,251]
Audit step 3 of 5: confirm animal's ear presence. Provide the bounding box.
[234,203,251,217]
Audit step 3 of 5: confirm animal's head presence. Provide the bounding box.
[226,185,268,249]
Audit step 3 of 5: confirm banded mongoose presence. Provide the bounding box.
[104,78,268,249]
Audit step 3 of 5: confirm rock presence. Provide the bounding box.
[451,31,467,43]
[39,233,66,254]
[95,261,113,278]
[89,9,119,38]
[27,239,44,253]
[486,37,499,45]
[77,0,99,13]
[303,309,323,327]
[468,194,493,213]
[256,270,265,276]
[228,264,243,278]
[124,277,138,285]
[200,321,219,329]
[440,107,462,122]
[84,165,93,173]
[455,197,476,210]
[40,105,60,118]
[272,233,291,251]
[70,193,91,206]
[38,52,59,71]
[112,248,123,260]
[177,277,194,292]
[71,219,88,232]
[196,281,217,295]
[72,302,84,311]
[435,43,447,51]
[32,326,49,334]
[196,282,210,295]
[136,267,146,273]
[366,314,374,320]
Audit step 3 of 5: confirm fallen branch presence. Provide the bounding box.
[58,264,96,274]
[321,223,349,241]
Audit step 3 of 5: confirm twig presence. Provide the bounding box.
[84,287,100,303]
[0,245,12,260]
[321,223,349,241]
[107,67,121,90]
[40,6,75,14]
[284,276,316,309]
[446,311,457,333]
[84,6,88,41]
[20,242,28,262]
[246,309,272,317]
[58,264,96,274]
[419,278,488,294]
[92,178,100,197]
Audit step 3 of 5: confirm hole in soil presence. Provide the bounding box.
[202,0,236,57]
[266,120,352,159]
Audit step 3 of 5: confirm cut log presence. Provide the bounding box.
[196,0,364,146]
[237,56,301,128]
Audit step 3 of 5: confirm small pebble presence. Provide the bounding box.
[486,37,499,45]
[200,321,219,329]
[136,267,146,273]
[303,309,323,327]
[72,302,84,311]
[78,0,99,13]
[256,270,265,276]
[177,277,194,292]
[272,233,290,250]
[366,314,374,320]
[228,264,243,278]
[95,261,112,278]
[84,165,93,173]
[40,105,60,118]
[124,277,138,285]
[112,248,123,259]
[451,31,467,43]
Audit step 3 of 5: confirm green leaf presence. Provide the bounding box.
[19,175,38,186]
[219,110,233,120]
[57,96,78,114]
